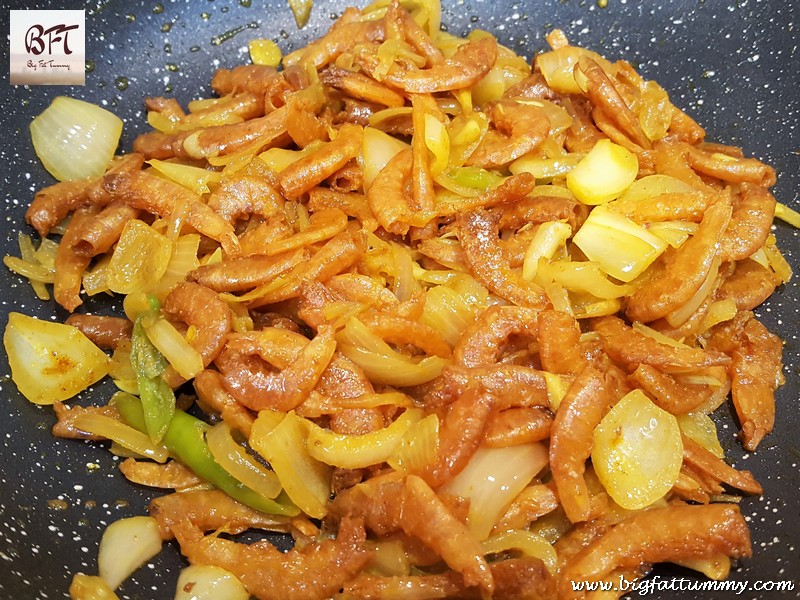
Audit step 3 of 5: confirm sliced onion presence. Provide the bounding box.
[4,313,111,405]
[360,127,409,190]
[142,317,204,380]
[516,99,574,136]
[258,146,311,173]
[676,411,725,459]
[98,516,162,590]
[174,565,250,600]
[631,321,691,348]
[337,317,449,387]
[150,234,201,301]
[664,257,720,328]
[536,47,615,95]
[701,298,738,332]
[567,139,638,205]
[30,96,122,181]
[441,443,548,540]
[763,237,793,283]
[544,282,572,314]
[481,530,558,575]
[521,221,572,281]
[774,201,800,229]
[368,106,413,128]
[749,247,770,269]
[206,422,282,499]
[537,261,633,300]
[249,411,332,519]
[471,65,509,107]
[147,159,221,195]
[69,574,120,600]
[572,205,668,283]
[592,390,683,510]
[447,112,489,167]
[437,166,502,197]
[530,184,577,200]
[107,220,173,295]
[391,243,418,302]
[571,296,622,319]
[288,0,312,28]
[616,174,697,204]
[424,114,450,176]
[364,540,412,577]
[82,255,112,297]
[420,285,474,346]
[72,413,169,463]
[249,39,282,68]
[3,255,54,284]
[387,413,439,473]
[509,152,584,181]
[307,408,424,469]
[543,372,570,411]
[5,232,53,300]
[646,221,699,248]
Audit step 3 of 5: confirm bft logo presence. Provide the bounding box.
[25,23,80,56]
[10,10,86,85]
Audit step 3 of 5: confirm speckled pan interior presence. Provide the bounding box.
[0,1,798,598]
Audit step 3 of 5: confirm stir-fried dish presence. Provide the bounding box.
[4,0,795,598]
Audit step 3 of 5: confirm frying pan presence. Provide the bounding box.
[0,1,798,598]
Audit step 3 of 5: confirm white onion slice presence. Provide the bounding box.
[98,516,162,590]
[174,565,249,600]
[30,96,122,181]
[442,443,548,540]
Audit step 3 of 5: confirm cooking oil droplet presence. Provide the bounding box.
[126,14,136,23]
[164,43,172,54]
[211,21,259,46]
[153,3,164,14]
[85,60,95,73]
[190,45,201,53]
[115,76,129,91]
[165,63,179,72]
[87,0,114,16]
[597,0,608,8]
[161,22,173,33]
[201,12,211,21]
[164,83,174,93]
[240,0,252,6]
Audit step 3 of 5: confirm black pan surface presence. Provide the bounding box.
[0,1,798,598]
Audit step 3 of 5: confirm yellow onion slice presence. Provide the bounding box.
[106,220,173,295]
[206,422,282,499]
[307,408,424,469]
[249,411,332,519]
[592,389,683,510]
[30,96,122,181]
[442,443,548,540]
[174,565,250,600]
[4,313,111,405]
[98,516,162,590]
